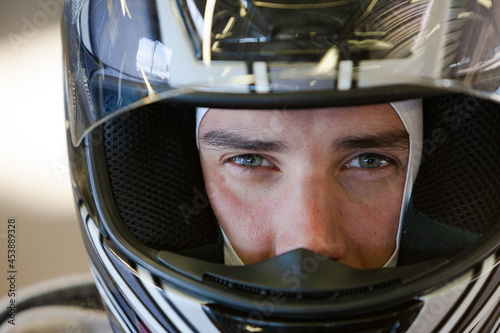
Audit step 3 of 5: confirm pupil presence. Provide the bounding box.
[364,156,375,164]
[238,154,261,167]
[362,155,379,168]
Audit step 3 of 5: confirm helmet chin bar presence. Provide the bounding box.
[158,248,447,302]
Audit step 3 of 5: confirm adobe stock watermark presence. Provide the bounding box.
[418,98,472,165]
[7,0,65,53]
[6,218,17,326]
[248,239,331,324]
[178,187,210,225]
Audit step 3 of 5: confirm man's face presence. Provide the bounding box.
[198,104,409,269]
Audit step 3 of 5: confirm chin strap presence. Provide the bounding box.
[388,99,423,268]
[196,107,210,148]
[221,228,245,266]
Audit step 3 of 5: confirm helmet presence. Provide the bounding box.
[62,0,500,332]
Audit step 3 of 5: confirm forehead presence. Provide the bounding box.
[199,103,405,136]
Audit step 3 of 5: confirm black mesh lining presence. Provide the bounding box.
[413,94,500,234]
[102,103,221,258]
[400,94,500,265]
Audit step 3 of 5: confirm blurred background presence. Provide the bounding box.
[0,0,90,297]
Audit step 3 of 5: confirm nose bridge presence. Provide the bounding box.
[274,172,346,259]
[295,174,331,222]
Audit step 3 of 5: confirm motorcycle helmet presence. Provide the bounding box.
[62,0,500,332]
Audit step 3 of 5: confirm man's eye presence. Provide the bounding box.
[231,154,269,167]
[345,153,391,169]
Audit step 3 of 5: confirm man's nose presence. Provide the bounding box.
[273,174,347,260]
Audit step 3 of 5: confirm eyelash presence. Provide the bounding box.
[226,154,275,169]
[342,153,397,170]
[225,152,396,173]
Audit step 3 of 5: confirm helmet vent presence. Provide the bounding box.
[204,273,402,300]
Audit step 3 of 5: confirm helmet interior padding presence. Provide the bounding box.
[399,94,500,265]
[102,103,223,262]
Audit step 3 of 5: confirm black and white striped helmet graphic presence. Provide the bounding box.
[63,0,500,332]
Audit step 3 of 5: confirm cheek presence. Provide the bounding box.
[338,167,405,202]
[203,169,278,258]
[337,174,405,258]
[345,193,402,242]
[205,171,264,220]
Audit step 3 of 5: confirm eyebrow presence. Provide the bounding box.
[335,129,409,151]
[201,129,409,152]
[201,130,287,152]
